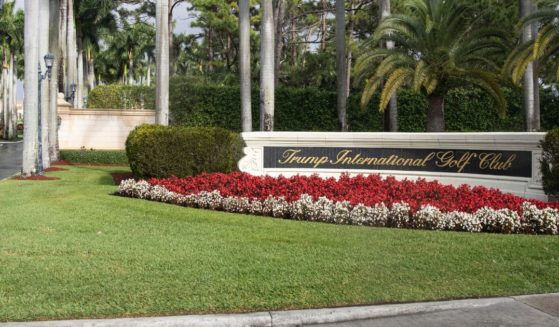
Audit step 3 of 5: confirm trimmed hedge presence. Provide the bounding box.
[540,129,559,197]
[88,85,155,109]
[89,79,559,132]
[59,150,129,165]
[126,124,244,179]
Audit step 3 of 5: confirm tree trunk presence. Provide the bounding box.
[2,57,8,139]
[67,0,77,107]
[274,0,285,86]
[427,94,445,132]
[520,0,537,131]
[168,0,175,76]
[23,0,40,176]
[156,0,170,125]
[531,1,540,130]
[76,50,84,107]
[59,0,67,94]
[239,0,252,132]
[9,55,16,139]
[207,27,214,73]
[380,0,398,132]
[146,57,151,86]
[335,0,347,131]
[290,15,296,66]
[39,0,51,169]
[345,0,354,99]
[260,0,275,131]
[49,0,60,162]
[320,0,327,51]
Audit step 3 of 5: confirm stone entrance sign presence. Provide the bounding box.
[239,132,546,200]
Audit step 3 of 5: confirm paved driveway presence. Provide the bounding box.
[0,141,22,180]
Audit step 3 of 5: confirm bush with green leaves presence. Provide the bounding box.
[126,124,244,179]
[89,79,558,132]
[540,129,559,198]
[60,150,128,165]
[88,85,155,109]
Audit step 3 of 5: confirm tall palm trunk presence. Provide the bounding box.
[23,0,40,176]
[76,50,84,107]
[39,0,51,169]
[239,0,251,132]
[427,94,444,132]
[274,0,285,86]
[380,0,398,131]
[6,51,17,140]
[58,0,67,94]
[260,0,275,131]
[2,55,8,139]
[155,0,169,125]
[49,0,60,161]
[520,0,538,131]
[335,0,347,131]
[67,0,77,107]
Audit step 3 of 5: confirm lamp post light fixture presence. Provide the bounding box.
[37,53,55,173]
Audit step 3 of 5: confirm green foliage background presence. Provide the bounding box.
[88,80,559,132]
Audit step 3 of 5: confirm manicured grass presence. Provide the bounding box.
[1,166,558,322]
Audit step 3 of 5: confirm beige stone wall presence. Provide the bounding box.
[58,103,155,150]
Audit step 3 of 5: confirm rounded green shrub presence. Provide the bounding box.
[126,124,244,179]
[540,129,559,198]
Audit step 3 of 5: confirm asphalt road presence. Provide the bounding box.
[0,141,22,180]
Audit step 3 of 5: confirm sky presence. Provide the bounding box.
[14,0,194,34]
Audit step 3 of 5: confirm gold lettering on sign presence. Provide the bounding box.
[435,151,477,173]
[276,148,518,173]
[278,149,329,168]
[479,153,516,171]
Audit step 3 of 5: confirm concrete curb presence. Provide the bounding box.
[3,294,553,327]
[0,140,23,144]
[0,171,19,182]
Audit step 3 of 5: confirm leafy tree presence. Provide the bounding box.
[355,0,509,132]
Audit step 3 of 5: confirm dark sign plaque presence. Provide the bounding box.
[263,147,532,178]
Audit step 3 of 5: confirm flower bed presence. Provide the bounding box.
[118,172,559,235]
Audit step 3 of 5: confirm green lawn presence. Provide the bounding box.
[1,166,559,322]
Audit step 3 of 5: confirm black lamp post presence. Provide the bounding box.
[37,53,54,173]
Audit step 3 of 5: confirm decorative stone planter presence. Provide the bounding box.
[239,132,547,200]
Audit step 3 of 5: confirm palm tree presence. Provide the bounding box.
[49,0,60,162]
[355,0,508,132]
[23,0,40,176]
[335,0,347,131]
[505,6,559,83]
[239,0,251,132]
[379,0,398,132]
[260,0,274,131]
[156,0,169,125]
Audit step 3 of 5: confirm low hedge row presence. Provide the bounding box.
[59,150,128,165]
[125,124,244,179]
[88,79,559,132]
[88,85,155,110]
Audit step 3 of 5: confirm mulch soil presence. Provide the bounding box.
[111,172,135,185]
